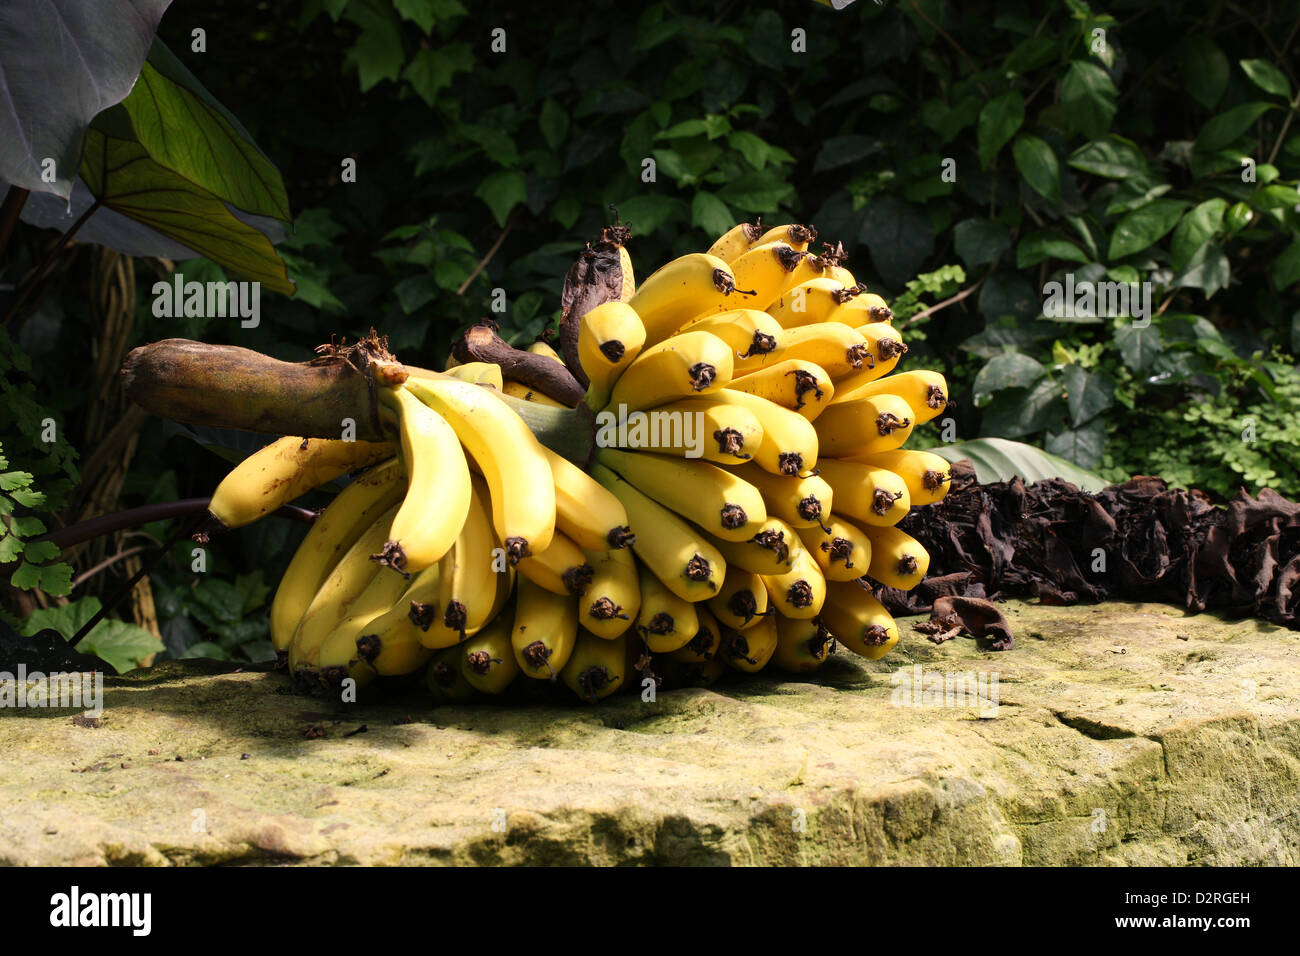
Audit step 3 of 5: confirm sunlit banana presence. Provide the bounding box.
[821,582,899,659]
[825,323,908,393]
[269,457,405,654]
[863,525,929,590]
[703,389,819,476]
[374,384,472,574]
[725,462,832,530]
[814,458,910,528]
[603,330,734,413]
[760,547,826,620]
[579,301,646,411]
[596,448,766,542]
[315,541,415,689]
[404,375,556,563]
[543,445,633,551]
[831,369,949,423]
[527,339,566,364]
[729,359,834,421]
[735,322,870,381]
[751,223,817,254]
[445,362,505,389]
[517,529,593,596]
[635,562,699,653]
[706,564,771,631]
[561,630,628,703]
[673,308,783,361]
[421,473,510,646]
[209,435,393,529]
[849,448,952,506]
[459,612,520,696]
[627,253,739,346]
[706,220,765,264]
[771,615,836,674]
[592,462,726,601]
[580,546,640,639]
[503,379,568,407]
[766,277,859,329]
[813,393,915,458]
[828,288,893,324]
[511,574,579,679]
[797,516,873,582]
[705,241,805,314]
[670,605,723,663]
[720,614,778,673]
[706,516,798,575]
[628,397,764,465]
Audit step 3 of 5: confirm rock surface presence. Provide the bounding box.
[2,600,1298,866]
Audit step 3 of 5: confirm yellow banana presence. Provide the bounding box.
[813,393,915,458]
[751,223,817,254]
[829,289,894,324]
[706,241,805,315]
[770,246,841,300]
[580,546,640,639]
[502,379,567,407]
[527,339,565,364]
[814,458,911,527]
[459,613,520,696]
[543,445,633,551]
[371,563,460,653]
[625,397,764,465]
[627,252,740,346]
[703,389,819,476]
[720,614,778,673]
[592,462,726,601]
[706,516,798,575]
[706,564,771,631]
[269,457,405,654]
[445,362,505,389]
[375,384,472,574]
[729,359,835,421]
[314,543,413,688]
[209,436,393,529]
[765,277,859,328]
[670,605,723,663]
[422,474,510,646]
[517,529,593,596]
[603,330,734,413]
[771,615,836,674]
[725,462,833,530]
[735,322,870,381]
[404,375,556,563]
[863,525,929,590]
[849,449,952,506]
[828,264,859,289]
[426,645,478,703]
[560,630,628,703]
[825,323,908,393]
[596,448,766,542]
[821,582,899,659]
[673,308,783,361]
[579,301,646,411]
[797,516,873,582]
[635,562,698,653]
[706,220,765,264]
[760,547,826,620]
[511,574,578,679]
[831,369,949,423]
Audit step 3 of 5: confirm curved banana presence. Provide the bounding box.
[580,546,640,639]
[814,458,911,528]
[314,546,414,689]
[771,615,836,674]
[849,448,952,506]
[209,436,393,529]
[670,605,723,663]
[511,574,579,679]
[760,547,826,620]
[673,309,783,361]
[603,330,734,413]
[751,223,817,254]
[706,221,765,264]
[422,474,510,646]
[720,614,778,673]
[813,393,915,458]
[592,462,726,602]
[375,385,472,574]
[706,516,799,575]
[729,359,834,421]
[527,340,566,364]
[561,630,628,703]
[517,529,593,596]
[269,458,405,654]
[766,277,858,329]
[579,301,646,411]
[797,516,873,583]
[821,582,899,659]
[825,323,908,393]
[445,362,505,389]
[706,564,772,631]
[725,462,832,530]
[708,241,805,315]
[704,389,819,477]
[596,448,766,542]
[863,525,930,590]
[459,613,520,696]
[627,253,739,346]
[426,645,478,703]
[404,375,556,564]
[543,445,633,551]
[735,322,870,381]
[831,369,949,423]
[829,289,893,324]
[635,562,699,653]
[503,379,568,407]
[628,397,764,465]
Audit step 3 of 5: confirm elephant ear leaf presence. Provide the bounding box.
[0,0,174,200]
[927,438,1109,492]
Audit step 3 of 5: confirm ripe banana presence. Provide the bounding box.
[674,309,783,361]
[527,340,565,364]
[421,474,510,646]
[503,379,567,407]
[635,561,699,653]
[459,612,520,696]
[813,458,910,528]
[596,448,766,542]
[446,362,505,389]
[864,525,929,590]
[629,397,764,465]
[426,645,478,703]
[820,582,899,659]
[706,221,765,264]
[670,605,723,663]
[813,393,915,458]
[725,462,832,530]
[209,436,393,529]
[592,462,726,602]
[706,516,798,575]
[375,384,472,574]
[517,529,593,596]
[511,574,578,679]
[706,564,771,631]
[729,359,835,421]
[797,516,873,583]
[543,445,633,551]
[404,375,556,563]
[766,277,858,329]
[603,330,734,413]
[580,546,640,639]
[269,457,405,654]
[561,630,628,703]
[831,369,949,423]
[751,223,817,254]
[825,323,908,393]
[850,449,952,506]
[735,322,869,381]
[771,615,835,674]
[580,301,647,411]
[720,614,778,673]
[697,241,805,315]
[703,389,819,477]
[760,547,826,620]
[627,253,739,346]
[315,545,414,689]
[829,288,893,324]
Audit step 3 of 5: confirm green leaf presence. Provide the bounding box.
[1045,419,1106,470]
[859,197,934,289]
[345,0,406,91]
[394,274,438,313]
[1183,36,1230,110]
[78,619,164,675]
[0,533,23,562]
[1172,243,1230,297]
[0,470,33,491]
[1240,59,1290,98]
[717,172,794,213]
[1272,239,1300,291]
[657,119,709,140]
[1016,231,1089,268]
[1107,199,1189,259]
[1115,324,1163,372]
[1062,364,1114,426]
[1169,198,1227,269]
[728,131,770,170]
[952,218,1011,268]
[1068,137,1148,179]
[977,91,1025,170]
[972,352,1047,406]
[1250,184,1300,210]
[403,44,473,107]
[1012,134,1061,205]
[615,195,683,235]
[691,192,734,237]
[1061,61,1118,139]
[812,135,883,173]
[1196,102,1273,152]
[927,438,1107,491]
[475,170,527,227]
[1004,36,1057,74]
[535,99,568,153]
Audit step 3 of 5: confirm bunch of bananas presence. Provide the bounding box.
[206,220,951,704]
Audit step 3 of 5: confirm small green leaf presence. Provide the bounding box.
[1172,243,1230,297]
[538,99,569,152]
[728,131,770,170]
[616,195,683,235]
[1062,364,1114,426]
[1196,102,1273,153]
[1250,184,1300,210]
[952,218,1011,269]
[475,170,527,227]
[717,172,794,213]
[1240,59,1290,98]
[1183,36,1229,110]
[1012,134,1061,205]
[1273,239,1300,291]
[1107,199,1189,259]
[1016,231,1090,268]
[977,91,1025,170]
[1115,324,1163,372]
[1170,198,1227,270]
[1068,137,1148,179]
[972,352,1048,406]
[1061,61,1118,139]
[403,44,473,107]
[691,192,734,238]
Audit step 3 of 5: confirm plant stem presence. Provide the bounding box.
[35,499,316,551]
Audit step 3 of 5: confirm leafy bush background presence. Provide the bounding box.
[2,0,1298,662]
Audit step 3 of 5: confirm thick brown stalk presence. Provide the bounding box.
[558,224,632,389]
[451,320,585,406]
